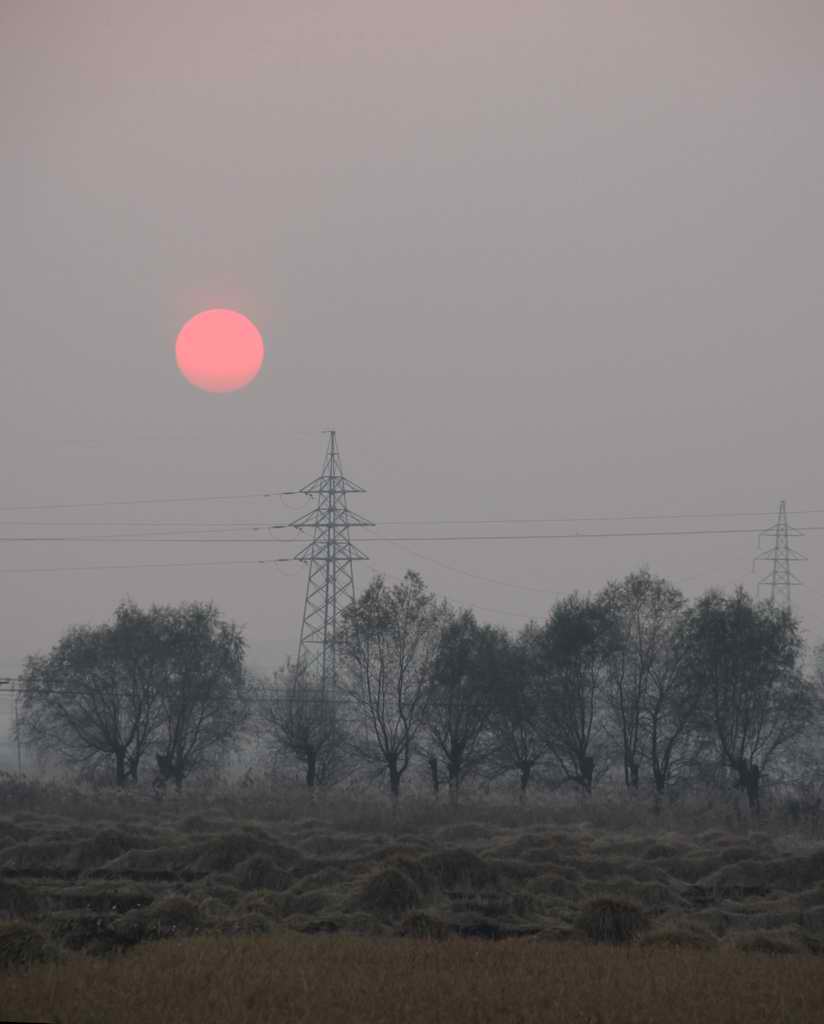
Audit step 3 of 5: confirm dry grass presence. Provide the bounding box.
[4,776,824,964]
[575,896,650,944]
[4,777,824,1020]
[4,932,824,1024]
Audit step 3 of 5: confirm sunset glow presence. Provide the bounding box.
[175,309,264,393]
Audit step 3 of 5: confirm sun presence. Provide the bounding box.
[175,309,264,393]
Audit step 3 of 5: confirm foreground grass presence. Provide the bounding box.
[4,932,824,1024]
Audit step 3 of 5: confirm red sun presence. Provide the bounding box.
[175,308,264,393]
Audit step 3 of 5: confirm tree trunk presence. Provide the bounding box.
[448,780,459,809]
[388,764,402,802]
[745,763,761,816]
[447,762,460,809]
[306,751,317,789]
[427,755,440,798]
[652,764,667,797]
[115,750,127,787]
[733,758,761,816]
[581,755,594,795]
[518,763,531,804]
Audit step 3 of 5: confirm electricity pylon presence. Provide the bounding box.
[291,431,372,688]
[754,499,805,610]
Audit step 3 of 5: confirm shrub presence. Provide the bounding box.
[234,854,290,892]
[575,897,649,944]
[0,921,56,968]
[59,880,153,913]
[49,909,122,951]
[0,879,40,918]
[727,928,808,956]
[148,895,201,937]
[222,912,272,936]
[421,848,497,891]
[398,910,449,940]
[190,832,266,873]
[357,867,421,917]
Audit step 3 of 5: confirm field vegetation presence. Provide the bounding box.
[3,775,824,1020]
[6,569,824,1018]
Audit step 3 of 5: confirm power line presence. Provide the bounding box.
[0,491,303,512]
[4,525,824,573]
[368,531,559,596]
[7,504,824,527]
[0,557,297,575]
[10,524,824,544]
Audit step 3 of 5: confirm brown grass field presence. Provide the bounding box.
[5,932,824,1024]
[2,776,824,1021]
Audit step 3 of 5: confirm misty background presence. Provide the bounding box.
[1,1,822,768]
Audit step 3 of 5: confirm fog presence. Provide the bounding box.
[1,1,823,764]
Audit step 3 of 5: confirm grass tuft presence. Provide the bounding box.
[575,896,650,944]
[356,867,422,917]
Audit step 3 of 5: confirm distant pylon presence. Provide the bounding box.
[754,500,805,609]
[291,431,373,688]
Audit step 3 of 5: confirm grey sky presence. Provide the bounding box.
[1,2,823,764]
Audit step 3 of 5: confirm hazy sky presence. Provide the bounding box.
[1,2,823,763]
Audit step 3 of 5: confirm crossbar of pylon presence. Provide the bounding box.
[292,431,372,688]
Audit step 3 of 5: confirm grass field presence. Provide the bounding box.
[5,932,824,1024]
[2,777,824,1021]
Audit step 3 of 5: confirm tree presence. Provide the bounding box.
[151,602,249,789]
[339,571,442,802]
[257,663,348,788]
[643,607,710,802]
[530,594,613,794]
[684,588,813,814]
[16,601,164,785]
[487,630,546,801]
[599,570,688,790]
[422,610,501,805]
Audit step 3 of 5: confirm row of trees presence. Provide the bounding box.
[264,570,819,814]
[13,570,822,813]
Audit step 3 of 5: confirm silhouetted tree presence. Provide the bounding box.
[422,611,502,805]
[643,608,711,803]
[599,570,688,790]
[530,594,613,794]
[339,572,442,803]
[684,588,812,814]
[16,601,164,785]
[150,602,249,790]
[257,663,348,788]
[486,631,546,801]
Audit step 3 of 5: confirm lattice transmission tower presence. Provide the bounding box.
[754,499,805,609]
[291,431,373,688]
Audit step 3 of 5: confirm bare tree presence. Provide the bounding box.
[257,663,348,788]
[339,571,442,803]
[422,610,501,806]
[16,601,162,785]
[643,607,712,803]
[599,570,689,790]
[684,588,813,814]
